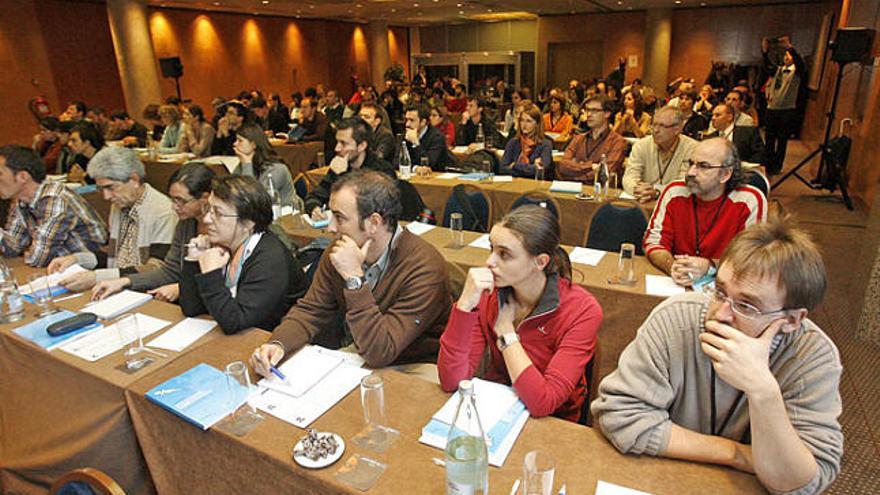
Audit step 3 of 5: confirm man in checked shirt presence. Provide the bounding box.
[0,145,107,267]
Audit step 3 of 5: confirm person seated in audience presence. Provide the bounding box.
[542,93,574,143]
[0,146,107,267]
[232,124,295,208]
[499,104,552,178]
[439,204,601,420]
[593,219,842,494]
[404,104,450,173]
[641,86,660,115]
[664,80,693,109]
[178,175,306,333]
[321,89,345,124]
[703,104,765,165]
[359,102,395,164]
[455,97,501,151]
[714,90,755,130]
[211,101,248,156]
[54,121,75,175]
[694,84,717,115]
[32,117,66,169]
[266,93,291,134]
[142,103,164,141]
[298,97,328,142]
[67,121,104,174]
[91,163,213,302]
[613,89,652,138]
[49,146,178,290]
[107,111,149,148]
[644,138,767,285]
[502,89,525,136]
[430,105,456,148]
[180,105,215,157]
[679,89,709,140]
[306,118,395,220]
[62,101,87,122]
[157,105,184,152]
[248,97,271,132]
[86,107,110,139]
[288,92,303,124]
[622,106,699,203]
[733,83,760,126]
[558,96,628,184]
[251,169,451,373]
[445,83,468,114]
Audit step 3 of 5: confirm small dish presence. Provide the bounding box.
[293,432,345,469]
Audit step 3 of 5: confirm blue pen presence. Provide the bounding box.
[269,366,287,382]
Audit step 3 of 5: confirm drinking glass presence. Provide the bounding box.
[450,213,465,249]
[222,360,263,435]
[27,272,55,316]
[607,242,637,286]
[608,172,619,199]
[534,165,545,182]
[418,156,431,178]
[316,151,325,168]
[480,158,493,182]
[360,374,385,427]
[116,314,150,370]
[522,450,555,495]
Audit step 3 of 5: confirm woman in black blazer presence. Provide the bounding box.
[180,175,307,334]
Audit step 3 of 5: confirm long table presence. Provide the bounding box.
[305,167,655,246]
[0,259,225,494]
[278,217,667,386]
[124,330,764,495]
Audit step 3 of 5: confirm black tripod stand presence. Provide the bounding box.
[770,59,854,210]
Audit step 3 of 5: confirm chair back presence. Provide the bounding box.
[744,170,769,198]
[585,201,647,255]
[442,184,492,233]
[578,342,601,426]
[50,468,126,495]
[509,191,561,223]
[292,172,311,201]
[398,180,427,222]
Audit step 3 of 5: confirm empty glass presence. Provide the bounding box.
[222,360,263,435]
[418,156,431,178]
[534,165,545,182]
[608,242,637,286]
[522,450,555,495]
[608,172,619,199]
[116,314,151,370]
[316,151,325,168]
[27,272,55,316]
[360,374,385,427]
[450,213,465,249]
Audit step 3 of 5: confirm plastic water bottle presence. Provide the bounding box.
[267,172,283,220]
[0,262,24,323]
[445,380,488,495]
[475,123,485,151]
[398,136,412,180]
[595,153,609,200]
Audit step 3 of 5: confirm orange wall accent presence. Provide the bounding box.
[389,26,410,78]
[0,0,59,144]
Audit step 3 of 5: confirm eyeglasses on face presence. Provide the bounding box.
[171,196,197,207]
[651,121,678,130]
[709,287,787,320]
[206,204,238,219]
[687,159,730,171]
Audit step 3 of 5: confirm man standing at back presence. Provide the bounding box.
[0,146,107,267]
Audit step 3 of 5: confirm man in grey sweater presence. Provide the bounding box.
[592,220,842,495]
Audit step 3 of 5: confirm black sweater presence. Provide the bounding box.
[179,232,307,334]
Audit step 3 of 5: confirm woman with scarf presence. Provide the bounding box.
[499,104,553,179]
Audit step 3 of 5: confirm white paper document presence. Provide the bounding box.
[568,247,606,266]
[19,264,86,296]
[146,318,217,352]
[436,172,462,180]
[549,180,582,194]
[595,480,653,495]
[451,146,470,154]
[433,378,519,431]
[82,290,152,319]
[60,313,172,362]
[252,345,369,428]
[406,222,436,236]
[469,234,491,250]
[492,175,513,183]
[644,274,686,297]
[618,191,636,200]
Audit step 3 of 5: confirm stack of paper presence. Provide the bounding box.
[596,481,653,495]
[60,313,171,362]
[435,172,462,180]
[568,247,606,266]
[147,317,217,352]
[251,345,370,428]
[549,181,583,194]
[19,264,86,302]
[146,363,248,430]
[13,310,102,351]
[418,378,529,467]
[468,234,492,250]
[644,275,686,297]
[82,290,152,319]
[405,222,435,236]
[458,172,492,182]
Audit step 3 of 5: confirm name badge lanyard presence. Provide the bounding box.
[692,195,728,257]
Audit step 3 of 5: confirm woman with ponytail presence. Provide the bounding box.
[438,205,602,421]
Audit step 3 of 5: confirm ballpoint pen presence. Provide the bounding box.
[269,365,288,383]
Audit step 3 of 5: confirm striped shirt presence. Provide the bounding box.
[644,181,767,259]
[0,181,108,267]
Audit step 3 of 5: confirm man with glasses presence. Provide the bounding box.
[593,220,842,494]
[643,138,766,285]
[557,96,627,183]
[48,147,177,291]
[622,106,698,203]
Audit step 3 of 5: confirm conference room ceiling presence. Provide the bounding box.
[149,0,829,24]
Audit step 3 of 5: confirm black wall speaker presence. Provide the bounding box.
[831,28,876,64]
[159,57,184,78]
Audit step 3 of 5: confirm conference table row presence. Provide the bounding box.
[304,167,654,247]
[0,255,765,495]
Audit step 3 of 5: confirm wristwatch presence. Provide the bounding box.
[497,332,520,352]
[345,276,364,291]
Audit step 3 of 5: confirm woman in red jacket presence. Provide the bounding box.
[438,205,602,422]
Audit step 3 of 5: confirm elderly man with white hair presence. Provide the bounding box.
[48,146,177,291]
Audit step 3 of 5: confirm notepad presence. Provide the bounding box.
[406,222,436,236]
[492,175,513,183]
[436,172,462,180]
[595,481,653,495]
[469,234,491,250]
[259,346,346,398]
[60,313,172,362]
[19,264,86,301]
[568,247,606,266]
[644,275,686,297]
[147,318,217,352]
[82,290,152,319]
[549,180,583,194]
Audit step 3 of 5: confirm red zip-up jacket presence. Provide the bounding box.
[438,274,602,422]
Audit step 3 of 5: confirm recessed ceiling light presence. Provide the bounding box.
[261,0,269,4]
[458,10,464,14]
[675,0,681,3]
[213,1,220,5]
[356,3,363,7]
[700,1,706,4]
[391,7,396,11]
[413,2,419,6]
[617,0,622,4]
[456,2,462,6]
[309,4,315,8]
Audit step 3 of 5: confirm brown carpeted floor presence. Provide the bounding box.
[769,140,879,494]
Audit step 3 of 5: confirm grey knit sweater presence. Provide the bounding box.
[591,292,843,495]
[127,218,197,291]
